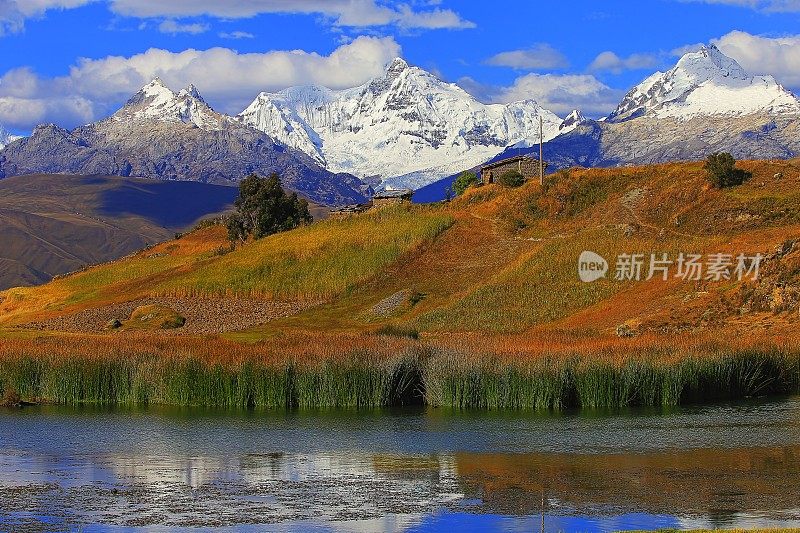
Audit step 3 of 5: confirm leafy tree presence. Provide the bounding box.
[704,152,751,189]
[452,171,478,196]
[227,173,312,242]
[497,169,525,188]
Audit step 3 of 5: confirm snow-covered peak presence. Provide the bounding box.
[138,77,174,102]
[179,83,203,101]
[239,88,329,164]
[239,58,564,189]
[608,44,800,122]
[560,109,588,131]
[386,57,409,75]
[112,79,227,130]
[675,44,748,81]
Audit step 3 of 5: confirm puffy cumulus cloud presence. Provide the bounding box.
[485,44,568,70]
[460,73,623,117]
[0,36,401,130]
[0,94,96,129]
[589,51,658,74]
[712,30,800,88]
[678,0,800,11]
[109,0,475,29]
[157,19,209,34]
[0,0,91,35]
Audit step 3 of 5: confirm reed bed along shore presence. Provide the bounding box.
[0,333,798,410]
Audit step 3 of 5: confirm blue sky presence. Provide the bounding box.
[2,0,800,134]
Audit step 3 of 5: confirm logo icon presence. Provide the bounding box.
[578,251,608,283]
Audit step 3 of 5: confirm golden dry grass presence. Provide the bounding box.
[2,159,800,346]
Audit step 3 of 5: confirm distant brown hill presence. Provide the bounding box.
[0,174,240,289]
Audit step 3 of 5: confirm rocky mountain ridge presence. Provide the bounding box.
[0,80,367,206]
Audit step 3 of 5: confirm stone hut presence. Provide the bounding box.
[329,204,369,219]
[372,189,414,209]
[481,155,547,184]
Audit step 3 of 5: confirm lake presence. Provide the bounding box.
[2,398,800,532]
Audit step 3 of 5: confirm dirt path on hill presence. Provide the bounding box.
[23,297,317,335]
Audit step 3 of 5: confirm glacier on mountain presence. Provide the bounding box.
[607,45,800,122]
[239,58,565,189]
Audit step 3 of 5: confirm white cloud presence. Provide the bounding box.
[589,51,658,73]
[0,0,92,35]
[459,73,623,117]
[158,19,209,35]
[392,3,475,29]
[680,0,800,11]
[485,44,568,70]
[0,36,401,130]
[219,30,254,40]
[711,30,800,88]
[112,0,474,29]
[1,0,474,35]
[495,74,622,116]
[0,94,96,128]
[670,43,705,56]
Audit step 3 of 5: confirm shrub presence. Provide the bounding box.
[453,171,478,196]
[227,174,312,242]
[704,152,752,189]
[497,170,525,188]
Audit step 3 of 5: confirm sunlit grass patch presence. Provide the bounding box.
[415,229,640,332]
[156,206,453,300]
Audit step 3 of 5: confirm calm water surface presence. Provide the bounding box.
[1,398,800,532]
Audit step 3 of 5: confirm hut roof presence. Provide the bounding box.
[374,189,413,199]
[481,155,541,171]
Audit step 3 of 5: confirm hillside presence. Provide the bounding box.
[0,174,239,290]
[2,159,799,342]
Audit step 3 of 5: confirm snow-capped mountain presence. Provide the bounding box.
[239,58,564,189]
[109,78,232,131]
[0,80,367,206]
[560,110,588,131]
[608,44,800,122]
[481,44,800,184]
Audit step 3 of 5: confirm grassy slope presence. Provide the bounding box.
[2,159,800,340]
[0,205,453,325]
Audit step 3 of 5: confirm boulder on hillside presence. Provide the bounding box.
[128,305,186,330]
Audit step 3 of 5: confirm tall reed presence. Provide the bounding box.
[1,339,798,410]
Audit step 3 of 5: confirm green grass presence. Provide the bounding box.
[2,346,797,410]
[424,348,800,410]
[157,206,453,300]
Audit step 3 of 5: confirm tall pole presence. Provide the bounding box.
[539,116,544,186]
